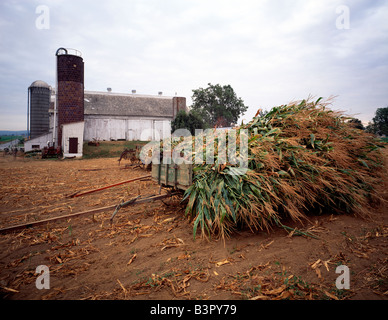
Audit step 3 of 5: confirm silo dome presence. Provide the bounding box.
[29,80,50,89]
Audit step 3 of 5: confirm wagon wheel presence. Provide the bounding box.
[159,187,183,207]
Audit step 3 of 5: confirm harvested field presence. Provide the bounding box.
[0,152,387,300]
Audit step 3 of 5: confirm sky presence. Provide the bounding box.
[0,0,387,130]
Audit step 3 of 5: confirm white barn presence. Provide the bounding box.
[83,91,186,142]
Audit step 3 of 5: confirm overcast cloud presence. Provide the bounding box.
[0,0,387,130]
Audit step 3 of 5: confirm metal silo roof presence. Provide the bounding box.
[29,80,50,89]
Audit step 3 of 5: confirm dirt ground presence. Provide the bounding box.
[0,152,387,300]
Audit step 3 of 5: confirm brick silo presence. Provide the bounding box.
[172,97,187,117]
[55,48,84,148]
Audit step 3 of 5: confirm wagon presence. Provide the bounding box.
[151,162,192,191]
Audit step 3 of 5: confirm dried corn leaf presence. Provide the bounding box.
[324,290,339,300]
[215,259,231,267]
[262,284,287,295]
[250,294,270,300]
[1,286,19,293]
[127,254,137,266]
[323,259,330,272]
[310,259,322,269]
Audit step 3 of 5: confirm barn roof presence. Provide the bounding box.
[83,91,174,118]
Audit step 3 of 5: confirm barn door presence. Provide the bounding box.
[69,137,78,154]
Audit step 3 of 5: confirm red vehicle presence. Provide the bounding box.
[42,146,62,159]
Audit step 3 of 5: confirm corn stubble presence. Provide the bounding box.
[178,97,385,239]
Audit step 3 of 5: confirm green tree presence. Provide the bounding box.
[171,110,206,135]
[372,107,388,136]
[348,118,364,130]
[366,107,388,136]
[365,122,376,134]
[190,83,248,128]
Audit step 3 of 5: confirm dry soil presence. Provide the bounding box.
[0,152,387,300]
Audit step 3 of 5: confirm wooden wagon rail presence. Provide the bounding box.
[0,192,178,234]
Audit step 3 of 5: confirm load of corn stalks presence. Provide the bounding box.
[164,97,385,239]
